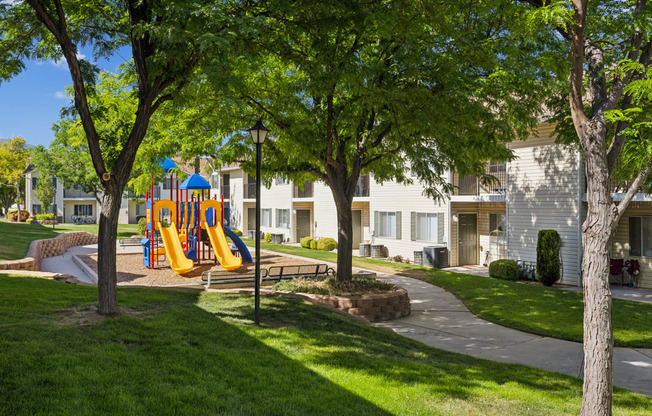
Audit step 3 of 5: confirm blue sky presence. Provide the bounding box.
[0,49,127,147]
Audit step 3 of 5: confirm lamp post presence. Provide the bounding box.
[249,119,268,325]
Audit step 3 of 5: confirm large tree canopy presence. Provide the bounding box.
[1,0,241,314]
[0,137,30,218]
[198,0,561,280]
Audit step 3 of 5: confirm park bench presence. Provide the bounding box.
[201,263,334,288]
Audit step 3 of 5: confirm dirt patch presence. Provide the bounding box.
[52,302,150,327]
[79,250,321,288]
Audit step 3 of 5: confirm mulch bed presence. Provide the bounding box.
[78,250,318,288]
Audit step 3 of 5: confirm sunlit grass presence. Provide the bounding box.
[0,221,139,260]
[1,274,650,415]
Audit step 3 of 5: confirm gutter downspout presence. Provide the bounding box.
[447,169,453,265]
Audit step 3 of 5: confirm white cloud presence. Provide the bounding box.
[54,91,67,100]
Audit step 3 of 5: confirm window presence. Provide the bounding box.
[209,173,219,189]
[276,209,289,228]
[411,212,441,242]
[52,177,57,189]
[275,175,288,186]
[262,208,271,227]
[490,213,506,236]
[32,204,42,215]
[629,216,652,257]
[50,204,57,215]
[163,177,172,190]
[375,211,401,239]
[31,177,38,190]
[136,204,147,216]
[74,204,93,216]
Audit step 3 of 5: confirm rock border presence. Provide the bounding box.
[301,287,411,322]
[0,231,98,272]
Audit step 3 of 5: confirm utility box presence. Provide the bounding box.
[423,246,449,268]
[271,233,284,244]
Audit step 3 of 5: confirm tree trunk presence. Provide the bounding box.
[330,177,355,282]
[580,137,616,416]
[96,184,123,315]
[14,180,22,221]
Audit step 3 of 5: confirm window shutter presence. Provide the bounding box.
[374,211,379,236]
[395,211,402,240]
[438,213,444,243]
[411,212,416,241]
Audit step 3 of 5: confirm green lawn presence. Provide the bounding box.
[0,220,139,260]
[1,274,650,415]
[250,241,652,348]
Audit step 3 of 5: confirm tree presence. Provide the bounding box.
[519,1,652,414]
[31,123,103,204]
[1,1,240,314]
[0,183,16,217]
[34,172,56,215]
[209,0,557,281]
[0,137,30,220]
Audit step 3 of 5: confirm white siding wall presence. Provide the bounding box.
[313,182,338,240]
[258,178,294,240]
[226,169,245,232]
[24,170,64,219]
[370,176,448,261]
[507,124,581,284]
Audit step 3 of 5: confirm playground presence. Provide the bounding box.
[141,158,254,278]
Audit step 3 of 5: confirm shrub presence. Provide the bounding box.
[137,217,148,236]
[310,239,318,250]
[264,232,272,243]
[300,236,313,248]
[537,229,562,286]
[317,237,337,251]
[8,210,30,222]
[231,229,243,236]
[35,213,56,221]
[489,259,519,281]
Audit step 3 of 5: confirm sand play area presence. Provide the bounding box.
[78,251,319,288]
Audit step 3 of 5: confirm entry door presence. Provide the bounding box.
[352,210,362,247]
[247,207,255,231]
[296,210,311,240]
[458,213,478,265]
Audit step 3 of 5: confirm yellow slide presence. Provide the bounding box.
[158,223,194,275]
[201,200,242,271]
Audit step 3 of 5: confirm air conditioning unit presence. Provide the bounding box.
[423,246,449,268]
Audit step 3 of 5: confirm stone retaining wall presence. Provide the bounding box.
[303,288,411,322]
[0,232,98,272]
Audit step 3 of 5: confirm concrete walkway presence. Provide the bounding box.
[373,271,652,397]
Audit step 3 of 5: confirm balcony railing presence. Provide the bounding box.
[354,175,370,197]
[245,182,256,199]
[64,188,96,199]
[294,181,314,198]
[583,177,649,194]
[453,164,506,196]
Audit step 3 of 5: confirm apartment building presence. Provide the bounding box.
[216,123,652,289]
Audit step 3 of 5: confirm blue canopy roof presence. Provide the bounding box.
[159,157,178,173]
[179,173,211,190]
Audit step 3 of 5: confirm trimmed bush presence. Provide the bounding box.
[231,229,243,236]
[310,239,318,250]
[537,229,562,286]
[264,232,272,243]
[137,217,148,236]
[8,210,30,222]
[317,237,337,251]
[35,213,56,221]
[489,259,519,281]
[300,236,313,248]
